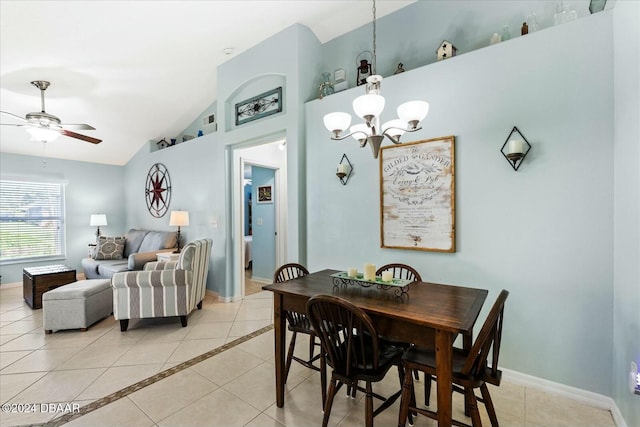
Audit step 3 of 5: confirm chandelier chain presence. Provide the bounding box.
[372,0,377,75]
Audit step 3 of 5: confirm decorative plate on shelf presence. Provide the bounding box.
[145,163,171,218]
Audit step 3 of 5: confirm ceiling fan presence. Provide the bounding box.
[0,80,101,144]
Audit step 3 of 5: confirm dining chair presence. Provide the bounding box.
[397,289,509,427]
[306,294,410,427]
[375,263,426,398]
[273,263,321,384]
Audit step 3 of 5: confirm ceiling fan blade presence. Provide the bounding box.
[0,111,27,122]
[60,123,96,131]
[60,129,102,144]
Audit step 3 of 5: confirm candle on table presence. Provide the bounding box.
[507,140,524,154]
[381,271,393,282]
[364,263,376,281]
[348,267,357,278]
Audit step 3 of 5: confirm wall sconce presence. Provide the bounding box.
[336,154,353,185]
[169,210,190,253]
[90,214,107,241]
[501,126,532,171]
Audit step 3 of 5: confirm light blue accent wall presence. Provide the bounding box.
[251,166,276,280]
[123,134,224,294]
[306,12,616,397]
[612,1,640,425]
[0,153,125,284]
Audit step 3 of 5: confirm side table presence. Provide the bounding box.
[156,252,180,262]
[23,265,77,309]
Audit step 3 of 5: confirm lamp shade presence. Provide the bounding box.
[352,94,385,119]
[90,214,107,227]
[382,119,407,138]
[397,100,429,124]
[169,211,190,227]
[349,124,371,141]
[323,112,351,133]
[26,127,60,142]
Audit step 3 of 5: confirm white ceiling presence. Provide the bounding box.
[0,0,415,166]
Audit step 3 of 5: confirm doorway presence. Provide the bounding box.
[233,139,287,298]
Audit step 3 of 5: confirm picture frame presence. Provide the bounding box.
[257,185,273,204]
[379,135,456,252]
[235,87,283,126]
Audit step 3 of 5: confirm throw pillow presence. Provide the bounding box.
[94,236,126,260]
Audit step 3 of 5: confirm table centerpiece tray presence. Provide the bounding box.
[330,272,411,296]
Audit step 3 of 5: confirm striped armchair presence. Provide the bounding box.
[111,238,212,331]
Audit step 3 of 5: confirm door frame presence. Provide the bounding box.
[229,140,287,300]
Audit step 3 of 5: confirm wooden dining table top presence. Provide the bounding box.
[262,268,488,335]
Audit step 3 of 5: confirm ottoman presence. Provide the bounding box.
[43,279,112,333]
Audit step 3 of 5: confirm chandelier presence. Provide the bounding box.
[323,0,429,159]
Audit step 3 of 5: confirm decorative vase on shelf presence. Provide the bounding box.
[501,25,511,41]
[318,72,335,99]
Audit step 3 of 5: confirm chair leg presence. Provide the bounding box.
[284,331,297,384]
[424,373,432,406]
[397,366,415,427]
[467,389,482,427]
[197,300,203,310]
[322,378,338,427]
[119,319,129,332]
[180,316,187,327]
[320,353,327,408]
[365,382,374,427]
[480,383,499,427]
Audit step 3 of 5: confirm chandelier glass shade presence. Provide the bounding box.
[322,1,429,158]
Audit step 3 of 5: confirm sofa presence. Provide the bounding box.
[82,229,177,279]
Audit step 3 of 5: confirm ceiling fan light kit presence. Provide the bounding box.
[0,80,101,144]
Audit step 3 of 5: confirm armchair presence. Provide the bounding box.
[111,238,212,331]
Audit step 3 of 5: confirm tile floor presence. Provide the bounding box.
[0,284,617,427]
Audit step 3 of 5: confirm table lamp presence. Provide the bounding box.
[90,214,107,241]
[169,210,189,253]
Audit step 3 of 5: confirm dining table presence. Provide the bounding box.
[262,268,488,427]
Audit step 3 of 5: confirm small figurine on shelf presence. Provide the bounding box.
[157,138,170,149]
[318,72,335,99]
[197,130,204,137]
[521,22,529,35]
[490,33,502,45]
[501,25,511,41]
[436,41,457,61]
[394,63,405,74]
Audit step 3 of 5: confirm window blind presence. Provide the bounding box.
[0,180,66,263]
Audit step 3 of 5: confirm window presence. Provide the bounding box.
[0,180,66,264]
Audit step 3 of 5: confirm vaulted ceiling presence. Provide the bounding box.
[0,1,414,166]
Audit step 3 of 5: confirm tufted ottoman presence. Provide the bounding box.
[43,279,113,333]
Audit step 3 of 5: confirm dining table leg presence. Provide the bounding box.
[435,329,453,427]
[274,293,285,407]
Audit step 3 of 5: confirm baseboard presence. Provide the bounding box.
[502,368,627,427]
[0,281,21,289]
[249,276,272,284]
[205,289,219,300]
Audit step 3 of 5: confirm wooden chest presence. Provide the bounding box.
[23,265,76,309]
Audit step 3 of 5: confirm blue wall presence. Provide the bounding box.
[0,153,125,283]
[306,12,615,397]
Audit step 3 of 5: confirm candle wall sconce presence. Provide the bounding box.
[501,126,532,171]
[336,153,353,185]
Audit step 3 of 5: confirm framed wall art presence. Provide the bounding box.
[379,136,456,252]
[145,163,172,218]
[235,87,283,126]
[257,185,273,204]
